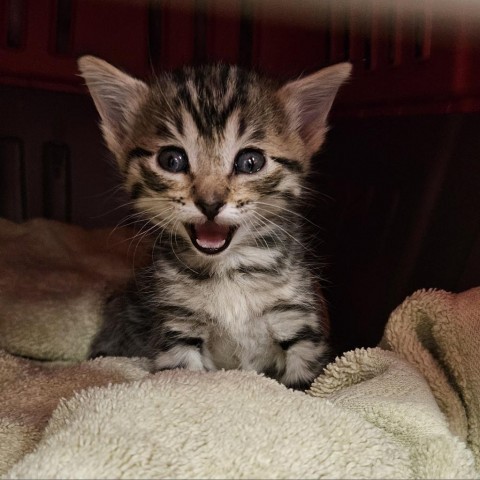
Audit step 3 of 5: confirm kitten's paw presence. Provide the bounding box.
[283,379,313,391]
[278,341,329,390]
[153,347,207,372]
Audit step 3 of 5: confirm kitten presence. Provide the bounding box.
[78,56,350,390]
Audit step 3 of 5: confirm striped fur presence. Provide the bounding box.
[78,56,350,389]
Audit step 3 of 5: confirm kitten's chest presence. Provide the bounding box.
[200,275,278,369]
[158,270,296,369]
[162,272,282,340]
[182,274,274,330]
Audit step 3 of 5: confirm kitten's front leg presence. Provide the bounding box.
[278,329,330,390]
[267,309,330,390]
[152,328,216,372]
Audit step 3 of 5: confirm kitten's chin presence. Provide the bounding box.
[187,221,237,255]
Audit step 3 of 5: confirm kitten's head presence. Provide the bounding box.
[78,56,350,263]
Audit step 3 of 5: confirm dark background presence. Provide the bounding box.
[1,0,480,353]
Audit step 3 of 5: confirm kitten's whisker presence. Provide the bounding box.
[241,216,264,251]
[301,182,334,202]
[255,201,324,230]
[152,212,179,267]
[106,203,169,244]
[107,212,149,240]
[94,182,125,199]
[90,196,140,219]
[129,209,177,283]
[101,196,171,223]
[140,209,175,241]
[117,220,153,284]
[245,214,272,249]
[151,211,178,268]
[87,184,130,216]
[139,208,176,244]
[251,210,313,254]
[127,208,175,270]
[246,214,283,265]
[169,220,200,275]
[106,216,157,259]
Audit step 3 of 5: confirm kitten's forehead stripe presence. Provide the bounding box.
[249,126,266,142]
[177,82,205,136]
[237,114,247,138]
[156,121,175,140]
[161,64,270,140]
[173,112,184,136]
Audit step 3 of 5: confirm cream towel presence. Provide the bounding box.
[0,218,151,361]
[0,350,150,474]
[5,356,477,479]
[310,348,477,478]
[380,288,480,467]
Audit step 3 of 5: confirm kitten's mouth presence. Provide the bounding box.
[187,221,237,255]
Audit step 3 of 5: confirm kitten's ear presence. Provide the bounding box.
[278,62,351,156]
[77,55,148,154]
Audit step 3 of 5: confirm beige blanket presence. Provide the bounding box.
[0,218,478,478]
[380,287,480,466]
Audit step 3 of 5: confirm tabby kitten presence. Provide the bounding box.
[79,56,350,390]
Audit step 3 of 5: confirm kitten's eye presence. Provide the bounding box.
[157,148,188,173]
[234,149,266,174]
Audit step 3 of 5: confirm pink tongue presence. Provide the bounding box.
[194,221,230,249]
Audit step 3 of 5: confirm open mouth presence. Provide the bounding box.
[187,221,237,255]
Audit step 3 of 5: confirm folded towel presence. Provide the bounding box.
[380,287,480,468]
[0,350,149,474]
[5,350,477,479]
[310,348,476,478]
[0,218,151,361]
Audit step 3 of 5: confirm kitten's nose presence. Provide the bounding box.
[195,200,225,221]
